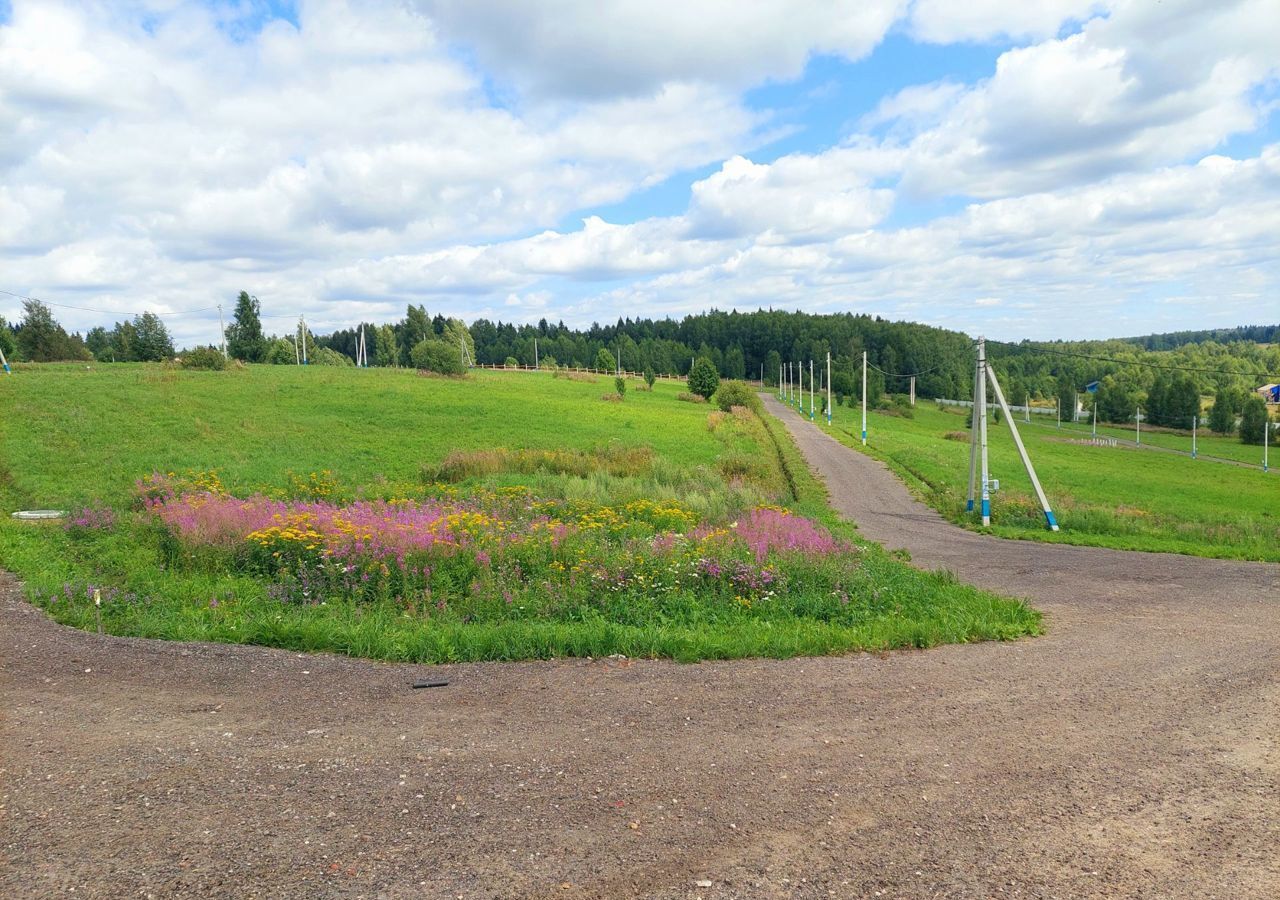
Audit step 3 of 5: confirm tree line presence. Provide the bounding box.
[4,294,1275,442]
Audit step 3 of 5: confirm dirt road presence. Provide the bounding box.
[3,400,1278,899]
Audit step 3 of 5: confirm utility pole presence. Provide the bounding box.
[826,351,832,425]
[534,337,538,369]
[1056,397,1060,429]
[299,316,308,365]
[1136,405,1141,445]
[977,338,990,526]
[861,350,867,445]
[218,303,227,359]
[986,355,1058,531]
[967,349,981,513]
[1192,415,1197,459]
[1092,402,1097,437]
[809,359,814,421]
[909,374,915,407]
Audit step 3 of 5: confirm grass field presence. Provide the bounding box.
[804,397,1279,562]
[0,364,1039,661]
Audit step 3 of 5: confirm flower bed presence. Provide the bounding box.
[131,476,862,626]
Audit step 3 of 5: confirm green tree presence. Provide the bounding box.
[688,357,719,399]
[643,367,656,389]
[132,312,174,362]
[1208,388,1239,435]
[614,376,626,398]
[397,305,431,366]
[85,325,111,360]
[226,292,266,362]
[374,324,399,367]
[594,348,616,372]
[440,318,475,367]
[16,300,90,362]
[411,338,464,375]
[1239,396,1269,445]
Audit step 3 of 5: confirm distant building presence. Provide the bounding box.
[1258,384,1280,403]
[1084,380,1101,394]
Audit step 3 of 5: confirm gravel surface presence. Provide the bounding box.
[3,399,1278,899]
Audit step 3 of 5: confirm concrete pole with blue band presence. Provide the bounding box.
[986,351,1059,532]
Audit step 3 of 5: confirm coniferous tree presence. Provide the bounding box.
[226,292,266,362]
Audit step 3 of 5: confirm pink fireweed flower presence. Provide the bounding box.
[733,507,844,563]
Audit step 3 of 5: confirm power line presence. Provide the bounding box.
[866,360,948,379]
[985,338,1280,380]
[0,288,218,319]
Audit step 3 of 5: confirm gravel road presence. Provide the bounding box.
[3,398,1278,899]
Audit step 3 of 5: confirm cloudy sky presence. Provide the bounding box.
[2,0,1278,347]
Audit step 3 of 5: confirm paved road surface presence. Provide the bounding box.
[2,399,1277,898]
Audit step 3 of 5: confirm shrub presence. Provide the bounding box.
[539,355,557,370]
[181,347,226,370]
[411,339,465,375]
[614,376,627,398]
[644,367,657,390]
[688,358,719,399]
[706,411,726,432]
[504,356,519,367]
[716,380,760,414]
[677,392,707,404]
[601,392,623,402]
[310,346,354,367]
[265,338,297,365]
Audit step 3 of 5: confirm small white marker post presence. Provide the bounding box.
[93,588,103,636]
[861,350,867,445]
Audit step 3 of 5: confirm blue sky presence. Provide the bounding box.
[1,0,1278,347]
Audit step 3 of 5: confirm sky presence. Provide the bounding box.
[1,0,1278,348]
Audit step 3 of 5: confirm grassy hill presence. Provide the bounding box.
[0,364,1039,661]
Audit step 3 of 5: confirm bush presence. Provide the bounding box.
[310,346,354,367]
[643,367,656,390]
[677,392,707,404]
[411,339,465,375]
[504,356,519,367]
[614,376,627,398]
[181,347,226,370]
[539,355,557,370]
[716,380,760,414]
[688,358,719,400]
[265,338,297,365]
[595,348,616,373]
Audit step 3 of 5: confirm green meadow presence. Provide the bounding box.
[808,397,1279,562]
[0,364,1039,662]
